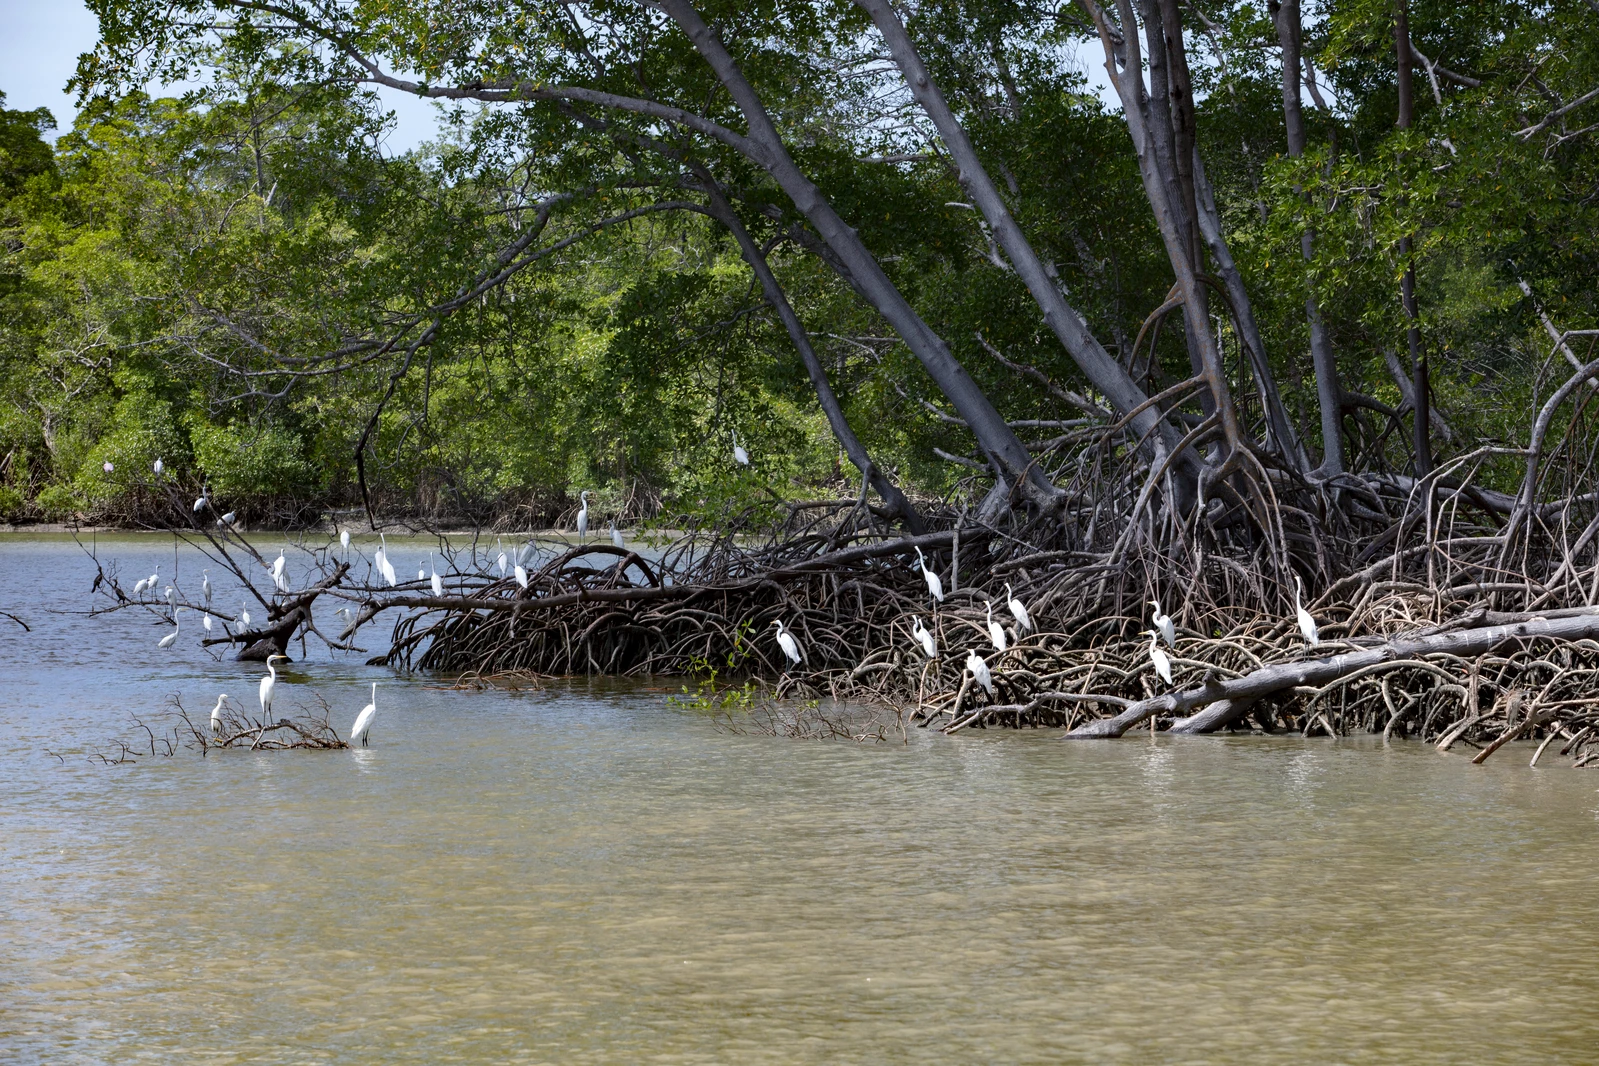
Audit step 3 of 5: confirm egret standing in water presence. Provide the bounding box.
[914,547,944,603]
[910,616,937,659]
[732,432,750,467]
[209,693,233,733]
[1145,629,1173,685]
[576,491,590,541]
[985,600,1009,653]
[772,619,803,665]
[349,684,378,747]
[966,649,993,695]
[1149,601,1176,649]
[259,654,288,720]
[158,609,183,648]
[1293,576,1320,646]
[429,554,443,597]
[1005,584,1033,634]
[610,522,625,549]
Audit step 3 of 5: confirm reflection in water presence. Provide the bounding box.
[3,534,1599,1063]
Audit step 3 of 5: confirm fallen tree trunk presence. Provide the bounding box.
[202,562,350,661]
[1065,612,1599,738]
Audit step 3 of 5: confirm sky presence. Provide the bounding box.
[0,0,444,151]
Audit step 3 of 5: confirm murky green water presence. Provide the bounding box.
[3,533,1598,1063]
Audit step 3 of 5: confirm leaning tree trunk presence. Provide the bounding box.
[696,178,926,532]
[661,0,1063,511]
[854,0,1196,483]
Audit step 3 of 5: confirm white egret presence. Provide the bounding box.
[1149,601,1176,649]
[417,567,425,581]
[375,534,397,587]
[349,683,378,747]
[610,522,625,549]
[910,616,937,659]
[201,568,212,604]
[202,612,213,632]
[270,550,288,592]
[772,619,803,665]
[145,566,159,591]
[732,432,750,467]
[429,554,443,597]
[985,600,1009,653]
[157,609,183,649]
[1145,629,1172,686]
[218,511,237,528]
[576,490,590,540]
[102,461,114,473]
[1005,584,1033,634]
[495,538,507,577]
[164,584,175,606]
[965,649,993,695]
[153,458,163,475]
[192,494,208,514]
[516,540,533,566]
[132,576,148,596]
[340,529,350,551]
[914,547,944,603]
[240,602,252,627]
[209,693,232,733]
[514,564,529,589]
[1293,576,1320,646]
[259,654,288,720]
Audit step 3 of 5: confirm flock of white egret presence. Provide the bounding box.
[760,555,1324,702]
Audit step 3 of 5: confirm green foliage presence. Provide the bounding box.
[666,621,759,714]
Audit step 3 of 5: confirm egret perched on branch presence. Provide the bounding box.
[193,494,208,514]
[1145,629,1172,685]
[513,564,529,589]
[417,567,425,581]
[240,601,252,627]
[517,540,533,566]
[732,432,750,467]
[153,458,163,475]
[1293,576,1320,646]
[201,569,212,605]
[340,529,350,551]
[132,575,149,596]
[495,539,507,578]
[209,693,232,733]
[1005,584,1033,634]
[576,491,590,540]
[610,522,625,549]
[910,616,937,659]
[350,683,378,747]
[965,649,993,695]
[985,600,1009,653]
[429,554,443,597]
[375,534,397,587]
[772,619,802,665]
[914,547,944,603]
[259,654,288,720]
[158,609,183,649]
[217,511,237,529]
[139,566,159,596]
[102,461,114,473]
[1149,601,1176,649]
[164,585,175,606]
[270,551,288,592]
[202,612,212,632]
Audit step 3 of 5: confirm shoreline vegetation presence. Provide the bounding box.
[6,1,1599,769]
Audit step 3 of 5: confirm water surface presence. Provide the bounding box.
[3,533,1597,1063]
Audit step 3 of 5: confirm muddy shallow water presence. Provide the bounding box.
[2,533,1597,1063]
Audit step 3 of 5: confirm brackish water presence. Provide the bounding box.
[3,533,1598,1063]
